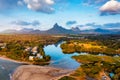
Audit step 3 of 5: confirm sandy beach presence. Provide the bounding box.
[12,65,73,80]
[0,56,30,64]
[0,56,73,80]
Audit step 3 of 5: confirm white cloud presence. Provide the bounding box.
[100,0,120,15]
[83,0,107,6]
[11,20,40,26]
[76,25,94,30]
[17,0,24,6]
[23,0,55,13]
[80,26,94,30]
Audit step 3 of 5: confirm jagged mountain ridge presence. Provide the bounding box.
[1,23,120,34]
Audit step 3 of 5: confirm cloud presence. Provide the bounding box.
[66,21,77,26]
[78,25,94,30]
[0,0,55,14]
[17,0,24,6]
[82,0,107,6]
[23,0,55,14]
[100,0,120,15]
[77,22,120,30]
[103,22,120,28]
[11,20,40,26]
[77,23,96,30]
[54,0,68,3]
[85,23,95,26]
[80,23,101,28]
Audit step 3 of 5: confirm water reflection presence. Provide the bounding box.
[44,43,80,70]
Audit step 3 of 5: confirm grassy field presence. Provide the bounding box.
[61,40,120,55]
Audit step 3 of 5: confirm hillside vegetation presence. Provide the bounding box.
[61,39,120,55]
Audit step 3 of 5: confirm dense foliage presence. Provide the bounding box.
[72,55,120,80]
[61,39,120,55]
[60,35,120,80]
[0,34,61,64]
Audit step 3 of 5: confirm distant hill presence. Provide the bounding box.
[0,23,120,34]
[81,28,117,34]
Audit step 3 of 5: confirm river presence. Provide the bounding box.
[44,43,80,69]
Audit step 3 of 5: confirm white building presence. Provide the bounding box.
[29,56,34,61]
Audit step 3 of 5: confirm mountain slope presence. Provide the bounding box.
[0,23,120,34]
[81,28,117,34]
[46,23,77,34]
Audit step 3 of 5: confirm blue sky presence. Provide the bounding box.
[0,0,120,31]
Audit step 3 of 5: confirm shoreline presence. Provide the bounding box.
[0,55,31,64]
[0,56,74,80]
[12,65,73,80]
[0,55,74,70]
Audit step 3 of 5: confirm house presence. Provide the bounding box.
[25,47,32,52]
[32,46,38,53]
[31,46,38,55]
[29,56,34,61]
[25,46,44,61]
[37,53,43,59]
[0,43,6,48]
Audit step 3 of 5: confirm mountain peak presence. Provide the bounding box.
[53,23,61,28]
[71,27,80,31]
[54,23,58,26]
[1,23,120,34]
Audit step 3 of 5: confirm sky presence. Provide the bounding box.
[0,0,120,31]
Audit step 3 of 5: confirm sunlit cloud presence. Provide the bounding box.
[23,0,55,14]
[100,0,120,15]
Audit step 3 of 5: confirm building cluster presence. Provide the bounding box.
[0,43,6,49]
[25,46,43,61]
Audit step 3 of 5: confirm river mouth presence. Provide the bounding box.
[0,41,80,80]
[0,59,22,80]
[0,41,119,80]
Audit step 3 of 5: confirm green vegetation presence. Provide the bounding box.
[71,55,120,80]
[0,34,120,79]
[60,39,120,55]
[0,34,61,64]
[60,35,120,80]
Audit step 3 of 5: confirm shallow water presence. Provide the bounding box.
[0,59,21,80]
